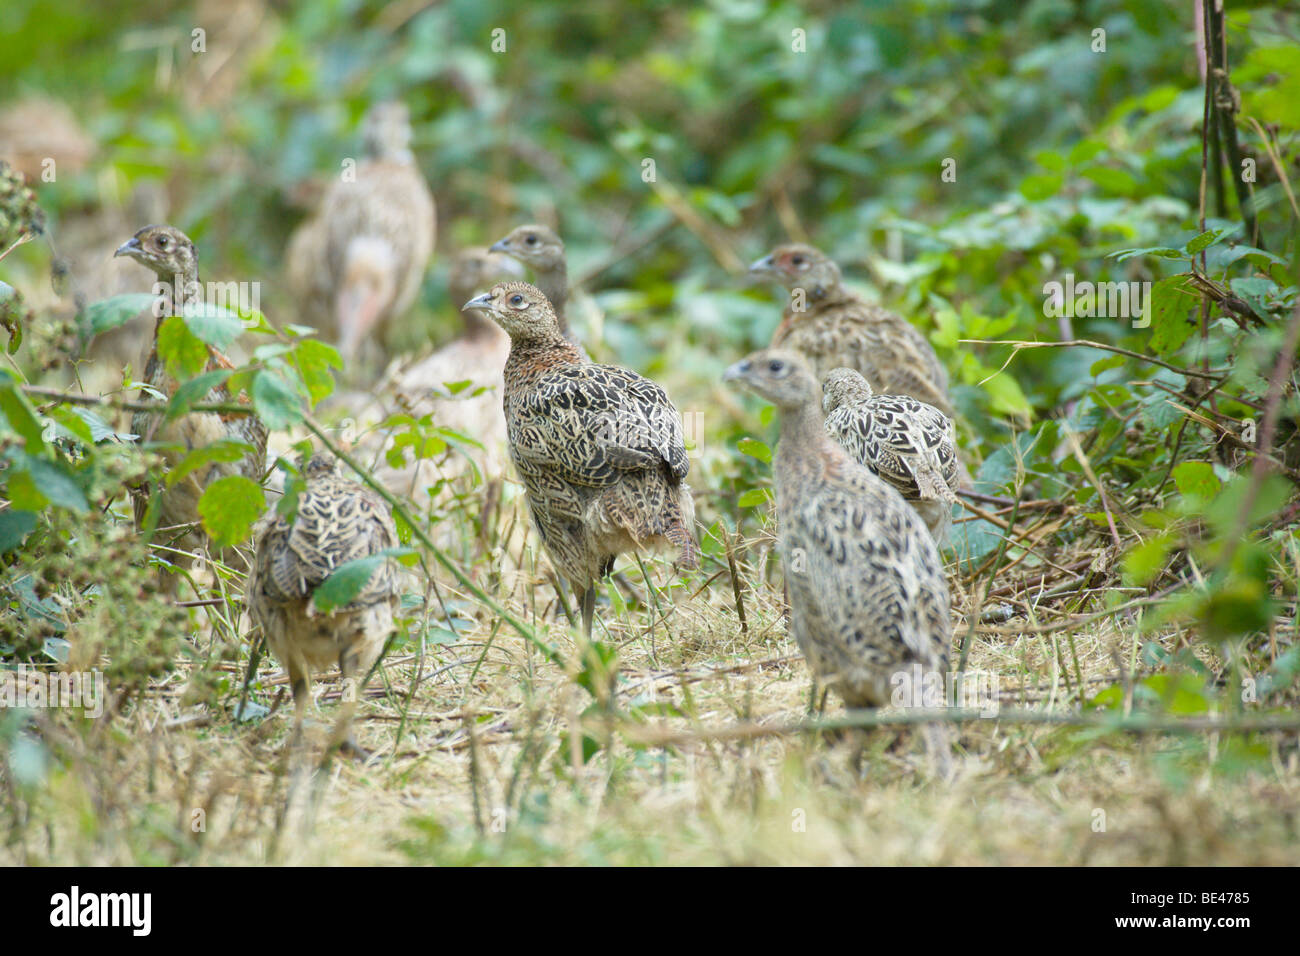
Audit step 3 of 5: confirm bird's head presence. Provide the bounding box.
[114,224,197,282]
[747,243,841,299]
[821,367,875,414]
[362,101,414,162]
[462,281,563,343]
[723,349,818,411]
[302,453,338,481]
[449,247,526,306]
[489,224,565,273]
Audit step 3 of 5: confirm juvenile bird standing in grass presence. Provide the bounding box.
[247,453,401,756]
[725,349,952,776]
[489,224,589,358]
[748,244,951,415]
[286,101,435,364]
[464,281,698,638]
[116,224,267,575]
[822,367,960,545]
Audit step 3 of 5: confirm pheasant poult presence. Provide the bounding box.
[116,224,267,574]
[749,244,951,415]
[367,246,524,495]
[489,224,589,358]
[822,367,960,545]
[464,281,698,637]
[725,349,952,774]
[247,454,401,752]
[286,101,436,361]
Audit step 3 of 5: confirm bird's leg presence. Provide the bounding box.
[288,670,310,753]
[579,585,596,641]
[333,645,373,761]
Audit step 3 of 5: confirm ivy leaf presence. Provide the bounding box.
[312,547,415,614]
[252,368,304,429]
[736,437,772,463]
[157,315,209,381]
[197,475,266,548]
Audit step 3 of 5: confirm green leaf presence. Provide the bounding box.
[197,475,266,548]
[0,510,37,551]
[1080,165,1137,196]
[737,487,772,508]
[13,455,88,512]
[291,339,342,406]
[1018,173,1063,201]
[0,375,48,453]
[736,437,771,463]
[167,439,255,487]
[252,369,304,429]
[1183,229,1225,256]
[157,314,209,380]
[312,547,414,614]
[1110,246,1186,263]
[1171,461,1220,502]
[181,300,245,350]
[79,293,158,336]
[1122,533,1174,586]
[165,368,233,422]
[1089,355,1126,376]
[1148,274,1199,355]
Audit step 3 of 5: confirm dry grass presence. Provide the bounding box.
[4,458,1299,867]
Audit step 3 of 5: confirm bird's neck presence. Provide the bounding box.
[505,334,583,376]
[534,265,569,329]
[154,266,201,320]
[775,401,830,482]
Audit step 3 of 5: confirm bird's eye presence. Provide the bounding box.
[524,235,537,245]
[509,294,524,306]
[768,359,786,373]
[156,236,169,249]
[791,256,804,267]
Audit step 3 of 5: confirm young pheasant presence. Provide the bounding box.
[247,453,401,753]
[366,246,524,495]
[822,367,960,545]
[463,281,698,637]
[724,349,952,774]
[488,224,589,359]
[116,224,267,573]
[749,244,951,415]
[285,101,436,362]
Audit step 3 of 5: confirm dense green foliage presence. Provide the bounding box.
[1,0,1299,863]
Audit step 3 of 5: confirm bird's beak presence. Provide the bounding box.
[748,255,775,273]
[114,237,142,259]
[462,292,495,313]
[488,238,509,254]
[722,360,751,384]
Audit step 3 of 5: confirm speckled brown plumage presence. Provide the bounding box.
[725,349,952,773]
[749,244,951,415]
[489,224,590,359]
[116,225,267,572]
[247,454,400,744]
[464,281,697,637]
[286,102,435,361]
[822,367,959,545]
